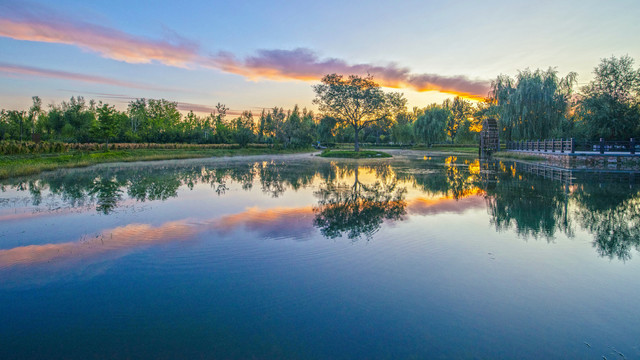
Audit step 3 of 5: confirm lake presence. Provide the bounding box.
[1,151,639,359]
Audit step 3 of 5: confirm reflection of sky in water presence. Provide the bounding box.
[1,154,640,359]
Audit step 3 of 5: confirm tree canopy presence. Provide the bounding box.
[577,55,640,140]
[313,74,406,151]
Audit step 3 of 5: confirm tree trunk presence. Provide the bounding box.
[354,126,360,152]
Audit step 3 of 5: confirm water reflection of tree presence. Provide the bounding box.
[313,165,407,240]
[403,156,480,200]
[90,176,123,214]
[481,160,640,260]
[481,162,573,240]
[572,184,640,260]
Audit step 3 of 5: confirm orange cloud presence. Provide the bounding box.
[0,193,488,269]
[207,48,490,99]
[0,206,316,269]
[406,194,486,216]
[0,9,198,67]
[0,4,489,99]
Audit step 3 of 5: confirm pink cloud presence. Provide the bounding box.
[0,4,490,99]
[207,48,491,99]
[0,6,198,67]
[0,63,176,92]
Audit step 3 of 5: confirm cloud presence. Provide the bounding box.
[0,3,490,99]
[0,63,177,92]
[208,48,491,99]
[0,5,199,67]
[407,195,486,216]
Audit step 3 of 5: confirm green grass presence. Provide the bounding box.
[493,151,545,161]
[411,145,478,154]
[317,150,392,158]
[0,147,312,180]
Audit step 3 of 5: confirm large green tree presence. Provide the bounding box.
[414,104,450,146]
[577,55,640,140]
[490,68,577,141]
[313,74,406,151]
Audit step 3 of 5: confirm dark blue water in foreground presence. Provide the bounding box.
[1,152,640,359]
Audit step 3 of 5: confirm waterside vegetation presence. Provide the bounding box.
[1,55,638,173]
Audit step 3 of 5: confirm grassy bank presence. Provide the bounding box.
[493,151,546,161]
[0,147,313,180]
[411,145,478,154]
[318,150,392,158]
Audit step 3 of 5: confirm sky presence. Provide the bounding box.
[0,0,639,115]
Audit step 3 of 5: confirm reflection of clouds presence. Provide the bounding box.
[0,194,483,269]
[407,195,485,215]
[0,206,315,269]
[217,206,315,238]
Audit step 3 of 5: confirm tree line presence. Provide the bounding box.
[1,55,639,148]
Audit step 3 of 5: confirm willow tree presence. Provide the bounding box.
[489,68,577,141]
[414,104,450,146]
[313,74,406,151]
[577,55,640,140]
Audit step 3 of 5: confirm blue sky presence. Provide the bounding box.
[1,0,638,114]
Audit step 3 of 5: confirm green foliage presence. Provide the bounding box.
[92,103,119,149]
[313,74,406,151]
[231,111,256,147]
[576,55,640,140]
[490,68,577,141]
[390,112,414,145]
[414,104,449,145]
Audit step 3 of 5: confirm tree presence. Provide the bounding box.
[231,111,255,147]
[313,74,406,151]
[389,112,413,145]
[489,68,577,141]
[414,104,450,146]
[28,96,43,138]
[447,96,473,143]
[577,55,640,140]
[316,116,337,143]
[92,103,119,149]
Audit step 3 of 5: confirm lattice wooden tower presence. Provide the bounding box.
[479,118,499,157]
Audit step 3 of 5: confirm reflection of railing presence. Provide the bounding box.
[514,162,640,186]
[518,163,574,185]
[506,138,640,154]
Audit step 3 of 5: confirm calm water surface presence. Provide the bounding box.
[1,152,640,359]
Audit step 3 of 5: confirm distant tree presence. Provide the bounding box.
[213,103,231,143]
[577,55,640,140]
[414,104,450,146]
[127,98,147,137]
[316,116,337,143]
[62,96,95,142]
[313,74,406,151]
[391,112,414,145]
[446,96,473,143]
[6,110,26,141]
[28,96,43,137]
[92,103,119,149]
[232,111,255,147]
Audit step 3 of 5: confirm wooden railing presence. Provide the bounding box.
[506,138,574,153]
[506,138,639,155]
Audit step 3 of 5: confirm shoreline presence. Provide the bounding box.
[0,148,316,180]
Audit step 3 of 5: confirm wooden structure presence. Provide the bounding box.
[479,118,499,157]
